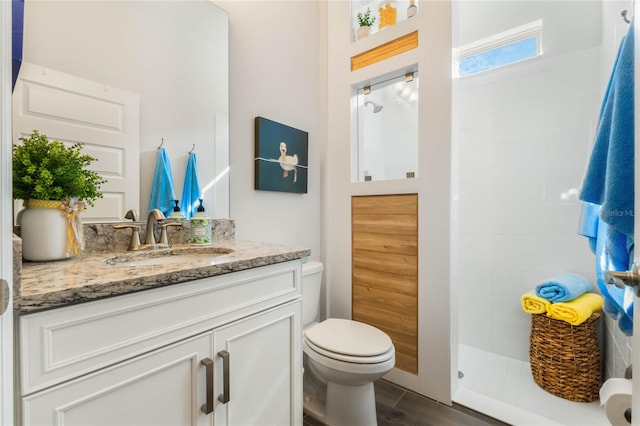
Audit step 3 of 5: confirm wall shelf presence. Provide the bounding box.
[351,0,419,42]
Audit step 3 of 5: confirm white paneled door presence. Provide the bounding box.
[13,61,141,222]
[0,1,14,424]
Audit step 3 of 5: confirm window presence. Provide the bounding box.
[352,70,419,183]
[456,20,542,77]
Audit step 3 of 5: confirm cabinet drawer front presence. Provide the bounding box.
[22,332,213,426]
[19,260,301,395]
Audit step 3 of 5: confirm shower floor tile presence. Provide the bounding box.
[455,345,609,426]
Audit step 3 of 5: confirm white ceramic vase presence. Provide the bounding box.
[357,26,371,40]
[19,200,73,262]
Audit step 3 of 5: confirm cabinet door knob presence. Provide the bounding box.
[218,350,230,404]
[200,358,214,414]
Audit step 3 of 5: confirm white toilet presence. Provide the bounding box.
[302,260,395,426]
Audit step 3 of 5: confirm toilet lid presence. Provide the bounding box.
[304,318,393,357]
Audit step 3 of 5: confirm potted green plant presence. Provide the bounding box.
[356,8,376,40]
[13,130,106,261]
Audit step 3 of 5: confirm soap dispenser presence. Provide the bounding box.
[190,199,212,245]
[167,200,186,222]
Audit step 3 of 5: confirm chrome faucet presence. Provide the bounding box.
[145,209,166,246]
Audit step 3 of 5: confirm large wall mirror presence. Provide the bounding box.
[14,0,229,222]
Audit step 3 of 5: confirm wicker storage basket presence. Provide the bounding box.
[529,312,600,402]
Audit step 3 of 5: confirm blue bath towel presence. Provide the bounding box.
[580,24,634,238]
[148,147,176,217]
[535,273,593,303]
[579,25,635,335]
[179,152,202,220]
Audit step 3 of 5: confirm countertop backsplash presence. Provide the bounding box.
[13,234,22,299]
[14,219,235,255]
[82,219,236,253]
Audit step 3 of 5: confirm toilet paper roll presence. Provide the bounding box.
[600,378,632,426]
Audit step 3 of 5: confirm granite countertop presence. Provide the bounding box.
[16,240,311,314]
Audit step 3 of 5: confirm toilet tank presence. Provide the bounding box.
[301,260,323,327]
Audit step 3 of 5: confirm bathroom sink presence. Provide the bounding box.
[104,246,233,267]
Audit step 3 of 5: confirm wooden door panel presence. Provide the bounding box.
[352,194,418,375]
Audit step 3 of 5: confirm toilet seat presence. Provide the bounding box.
[304,338,394,364]
[304,318,394,364]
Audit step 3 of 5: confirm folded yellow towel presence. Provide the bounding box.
[521,291,551,314]
[546,292,603,325]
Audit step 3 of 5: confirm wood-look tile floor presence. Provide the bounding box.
[303,379,510,426]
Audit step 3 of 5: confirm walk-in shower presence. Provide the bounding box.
[452,1,628,424]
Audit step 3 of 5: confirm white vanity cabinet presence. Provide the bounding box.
[16,261,303,426]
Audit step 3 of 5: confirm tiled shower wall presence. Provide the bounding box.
[603,315,632,379]
[453,46,601,362]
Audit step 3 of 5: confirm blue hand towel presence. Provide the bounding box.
[179,152,203,220]
[580,24,634,238]
[535,273,593,303]
[148,147,176,217]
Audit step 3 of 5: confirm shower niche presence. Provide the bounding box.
[352,69,419,183]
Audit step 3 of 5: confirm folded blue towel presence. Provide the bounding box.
[535,273,593,303]
[579,24,634,238]
[148,147,176,217]
[179,152,203,220]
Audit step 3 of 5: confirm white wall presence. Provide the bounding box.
[326,0,453,401]
[453,1,603,362]
[457,0,602,57]
[219,1,323,260]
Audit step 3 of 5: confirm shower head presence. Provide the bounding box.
[364,100,383,113]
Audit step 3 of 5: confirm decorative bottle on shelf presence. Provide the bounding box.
[407,0,417,18]
[190,199,212,245]
[167,200,186,222]
[379,3,397,29]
